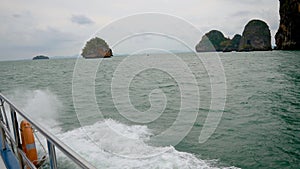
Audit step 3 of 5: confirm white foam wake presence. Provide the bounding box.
[57,119,238,169]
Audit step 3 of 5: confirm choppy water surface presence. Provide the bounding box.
[0,51,299,169]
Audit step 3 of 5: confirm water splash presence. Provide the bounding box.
[7,89,62,130]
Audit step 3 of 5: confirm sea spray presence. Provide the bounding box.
[7,89,62,130]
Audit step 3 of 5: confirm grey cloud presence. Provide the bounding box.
[231,11,252,17]
[11,11,32,19]
[227,0,261,5]
[12,14,21,18]
[71,15,94,25]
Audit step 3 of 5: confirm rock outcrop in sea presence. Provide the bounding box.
[275,0,300,50]
[239,19,272,51]
[195,30,230,52]
[81,37,113,58]
[195,30,241,52]
[195,19,272,52]
[32,55,49,60]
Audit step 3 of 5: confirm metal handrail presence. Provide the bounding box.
[0,93,96,169]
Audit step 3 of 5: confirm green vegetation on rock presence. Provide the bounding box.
[223,34,242,52]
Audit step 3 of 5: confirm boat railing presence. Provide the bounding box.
[0,93,96,169]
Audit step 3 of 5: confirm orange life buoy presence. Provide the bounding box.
[20,120,38,165]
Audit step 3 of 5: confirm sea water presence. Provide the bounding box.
[0,51,299,169]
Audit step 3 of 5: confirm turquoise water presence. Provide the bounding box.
[0,51,299,169]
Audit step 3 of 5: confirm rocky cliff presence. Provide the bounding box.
[195,30,230,52]
[275,0,300,50]
[195,30,241,52]
[239,20,272,51]
[81,37,113,58]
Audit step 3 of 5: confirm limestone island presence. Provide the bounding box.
[81,37,113,58]
[32,55,49,60]
[195,30,241,52]
[195,19,272,52]
[275,0,300,50]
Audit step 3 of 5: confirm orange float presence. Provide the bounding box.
[20,120,38,166]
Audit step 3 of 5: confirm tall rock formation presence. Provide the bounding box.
[239,20,272,51]
[195,30,230,52]
[81,37,113,58]
[275,0,300,50]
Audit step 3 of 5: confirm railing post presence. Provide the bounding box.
[0,99,5,150]
[10,108,21,148]
[0,99,3,121]
[1,99,14,154]
[0,99,10,132]
[0,126,6,150]
[10,107,24,168]
[47,139,58,169]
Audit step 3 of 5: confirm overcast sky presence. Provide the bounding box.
[0,0,279,61]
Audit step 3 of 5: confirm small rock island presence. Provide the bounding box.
[81,37,113,58]
[195,19,272,52]
[275,0,300,50]
[32,55,49,60]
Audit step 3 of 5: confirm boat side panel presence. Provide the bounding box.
[0,135,21,169]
